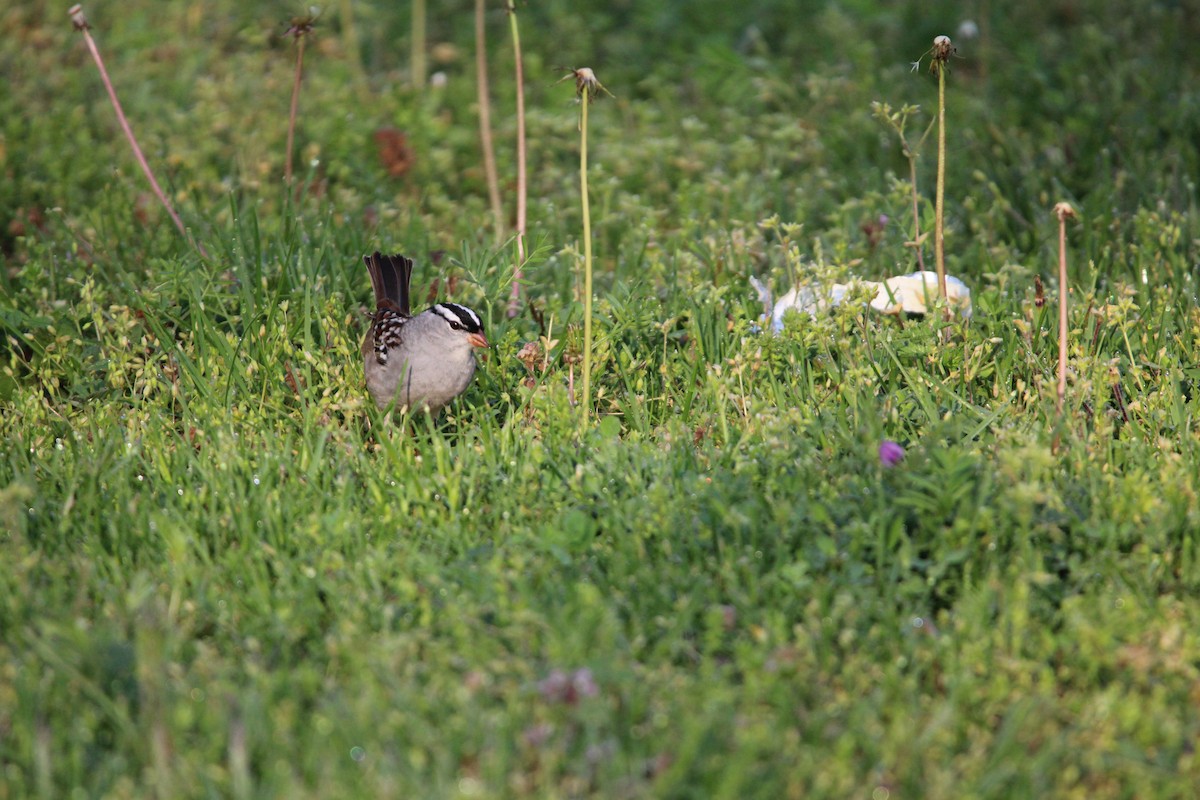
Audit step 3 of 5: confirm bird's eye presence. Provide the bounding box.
[449,320,462,331]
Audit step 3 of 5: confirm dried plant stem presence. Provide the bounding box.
[506,1,528,315]
[934,60,948,301]
[580,95,593,427]
[475,0,503,245]
[1055,202,1076,414]
[69,5,206,258]
[411,0,427,89]
[285,35,305,186]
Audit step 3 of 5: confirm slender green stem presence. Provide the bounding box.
[411,0,426,89]
[1057,213,1069,414]
[338,0,369,103]
[580,97,593,427]
[935,63,947,301]
[908,151,925,272]
[507,2,528,313]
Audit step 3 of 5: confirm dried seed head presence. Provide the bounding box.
[558,67,614,103]
[932,35,954,61]
[286,6,321,39]
[1054,201,1077,222]
[928,35,957,75]
[68,4,89,31]
[517,341,543,372]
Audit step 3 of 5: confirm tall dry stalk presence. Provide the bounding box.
[69,5,207,258]
[560,68,612,428]
[930,35,954,302]
[411,0,427,89]
[284,12,317,186]
[506,1,528,315]
[476,0,504,244]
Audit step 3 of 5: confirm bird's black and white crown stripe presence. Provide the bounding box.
[433,303,483,333]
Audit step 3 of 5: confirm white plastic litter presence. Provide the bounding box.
[751,270,972,333]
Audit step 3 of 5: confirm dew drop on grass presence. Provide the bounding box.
[350,746,366,762]
[253,475,260,486]
[911,617,924,628]
[177,487,184,496]
[137,475,144,482]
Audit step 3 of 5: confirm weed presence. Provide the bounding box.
[283,9,317,187]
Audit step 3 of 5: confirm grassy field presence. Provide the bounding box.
[3,1,1200,797]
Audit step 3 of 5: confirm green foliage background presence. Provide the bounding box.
[2,0,1200,797]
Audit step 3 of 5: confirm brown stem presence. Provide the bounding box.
[69,5,207,258]
[934,61,947,301]
[285,36,305,186]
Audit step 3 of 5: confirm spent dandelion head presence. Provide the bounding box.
[912,35,957,76]
[557,67,614,103]
[68,4,89,31]
[1054,201,1077,223]
[285,6,320,39]
[930,34,955,75]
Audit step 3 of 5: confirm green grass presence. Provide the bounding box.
[3,1,1200,797]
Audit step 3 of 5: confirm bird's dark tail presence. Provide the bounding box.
[363,252,414,315]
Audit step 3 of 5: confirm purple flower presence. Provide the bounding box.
[537,669,570,703]
[879,440,905,467]
[571,668,598,699]
[537,667,599,705]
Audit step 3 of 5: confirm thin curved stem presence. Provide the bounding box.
[580,97,593,427]
[285,36,305,186]
[72,6,206,258]
[1057,215,1069,413]
[507,3,528,314]
[934,64,947,301]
